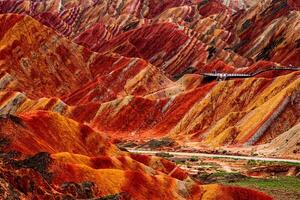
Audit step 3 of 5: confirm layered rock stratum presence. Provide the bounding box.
[0,0,299,199]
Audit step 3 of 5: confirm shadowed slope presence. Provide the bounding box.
[231,0,300,66]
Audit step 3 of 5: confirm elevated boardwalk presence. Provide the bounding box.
[200,67,300,81]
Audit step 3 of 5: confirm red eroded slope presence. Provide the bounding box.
[0,111,272,199]
[0,11,298,153]
[93,22,209,77]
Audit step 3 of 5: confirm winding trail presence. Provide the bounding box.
[128,149,300,164]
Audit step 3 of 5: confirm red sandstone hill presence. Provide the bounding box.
[2,0,299,72]
[0,111,272,199]
[0,0,299,199]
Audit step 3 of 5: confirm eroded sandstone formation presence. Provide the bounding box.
[0,0,299,199]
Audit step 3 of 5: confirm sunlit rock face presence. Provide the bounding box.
[0,0,298,199]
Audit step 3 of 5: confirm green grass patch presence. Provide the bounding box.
[280,162,300,167]
[155,152,174,158]
[189,156,199,162]
[225,177,300,192]
[175,160,186,165]
[212,171,241,177]
[247,160,300,167]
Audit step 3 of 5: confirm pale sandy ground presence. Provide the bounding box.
[181,123,300,161]
[255,124,300,159]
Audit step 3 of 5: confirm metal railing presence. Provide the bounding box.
[200,66,300,80]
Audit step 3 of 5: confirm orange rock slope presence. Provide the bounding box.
[0,111,272,199]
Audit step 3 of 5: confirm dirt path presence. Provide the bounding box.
[128,149,300,163]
